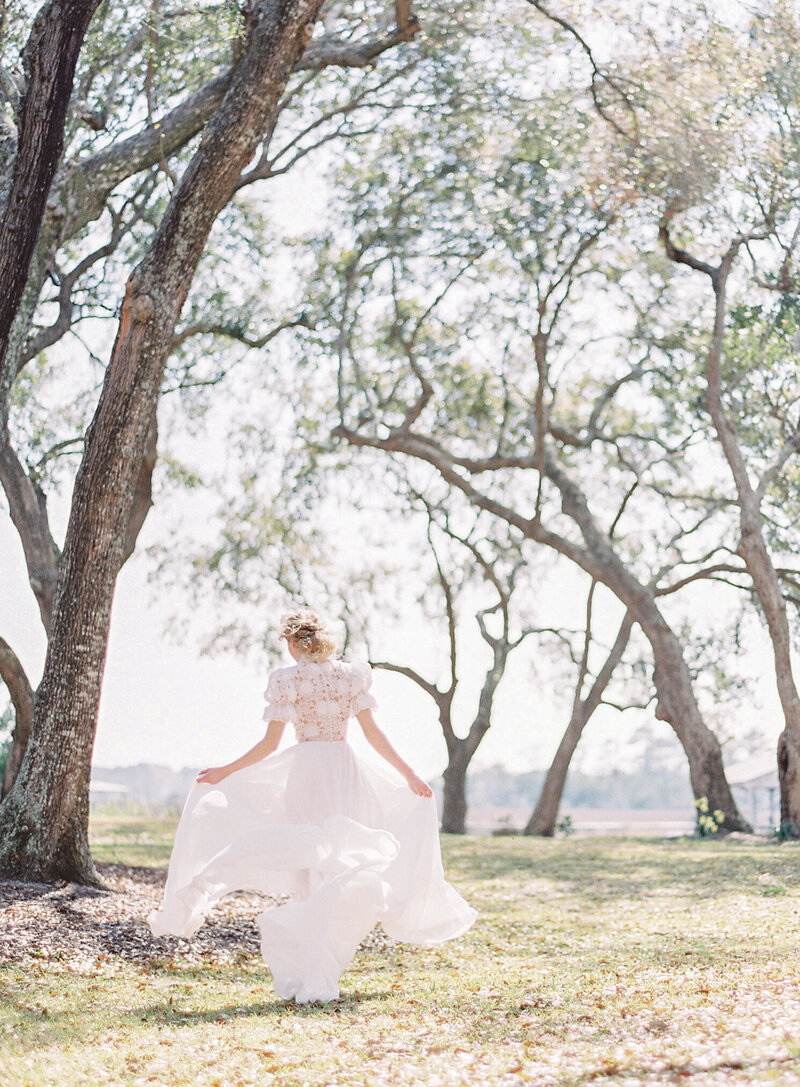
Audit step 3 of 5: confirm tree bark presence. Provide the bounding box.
[526,611,634,836]
[0,0,326,883]
[738,522,800,830]
[0,0,100,800]
[441,748,470,834]
[0,411,156,794]
[0,429,60,632]
[0,0,101,391]
[0,636,35,799]
[120,407,157,566]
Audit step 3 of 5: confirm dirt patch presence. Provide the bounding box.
[0,863,394,968]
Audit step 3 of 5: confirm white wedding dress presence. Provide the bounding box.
[148,659,476,1003]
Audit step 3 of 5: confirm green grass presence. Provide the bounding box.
[3,822,800,1085]
[88,811,179,867]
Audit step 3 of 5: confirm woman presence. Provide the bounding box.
[148,608,476,1003]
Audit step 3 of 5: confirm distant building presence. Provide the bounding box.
[89,779,130,803]
[726,756,779,833]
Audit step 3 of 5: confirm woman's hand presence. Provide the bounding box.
[405,772,433,798]
[196,766,230,785]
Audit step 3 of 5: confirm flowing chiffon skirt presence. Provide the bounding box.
[148,741,476,1002]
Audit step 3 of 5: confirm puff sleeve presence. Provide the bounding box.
[350,660,378,716]
[262,669,295,723]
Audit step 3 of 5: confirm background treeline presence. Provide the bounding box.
[83,760,694,814]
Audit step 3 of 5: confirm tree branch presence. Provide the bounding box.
[170,314,314,353]
[297,4,420,70]
[524,0,639,143]
[369,660,442,704]
[0,0,102,393]
[654,563,751,597]
[0,427,61,632]
[659,223,719,281]
[0,633,34,799]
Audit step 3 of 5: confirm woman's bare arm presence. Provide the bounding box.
[355,708,433,797]
[197,720,286,784]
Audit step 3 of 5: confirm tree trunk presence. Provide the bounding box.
[646,616,744,826]
[0,0,101,387]
[526,612,635,836]
[0,0,326,883]
[0,403,157,797]
[0,636,34,799]
[703,262,800,831]
[661,228,800,833]
[441,746,470,834]
[542,453,750,831]
[526,715,582,837]
[738,524,800,831]
[440,648,508,834]
[778,728,800,831]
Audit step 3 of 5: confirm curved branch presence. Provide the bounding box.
[297,5,420,70]
[170,314,314,353]
[524,0,639,143]
[659,223,719,281]
[0,634,34,799]
[370,660,442,704]
[654,563,751,597]
[66,70,232,236]
[0,428,61,632]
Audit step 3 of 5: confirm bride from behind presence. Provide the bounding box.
[148,607,476,1004]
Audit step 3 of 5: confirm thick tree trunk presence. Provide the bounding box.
[442,746,470,834]
[646,616,744,826]
[0,0,101,386]
[0,0,99,810]
[778,729,800,830]
[0,410,156,796]
[526,612,634,836]
[0,0,326,882]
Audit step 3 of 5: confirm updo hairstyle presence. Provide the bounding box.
[279,608,338,662]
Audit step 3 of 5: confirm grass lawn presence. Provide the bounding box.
[2,817,800,1086]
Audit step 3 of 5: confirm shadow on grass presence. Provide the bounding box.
[133,989,392,1026]
[0,973,394,1056]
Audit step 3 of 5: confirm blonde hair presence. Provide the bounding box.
[279,608,338,662]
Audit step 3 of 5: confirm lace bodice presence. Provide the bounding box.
[262,659,377,742]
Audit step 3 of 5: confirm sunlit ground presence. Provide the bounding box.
[2,819,800,1086]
